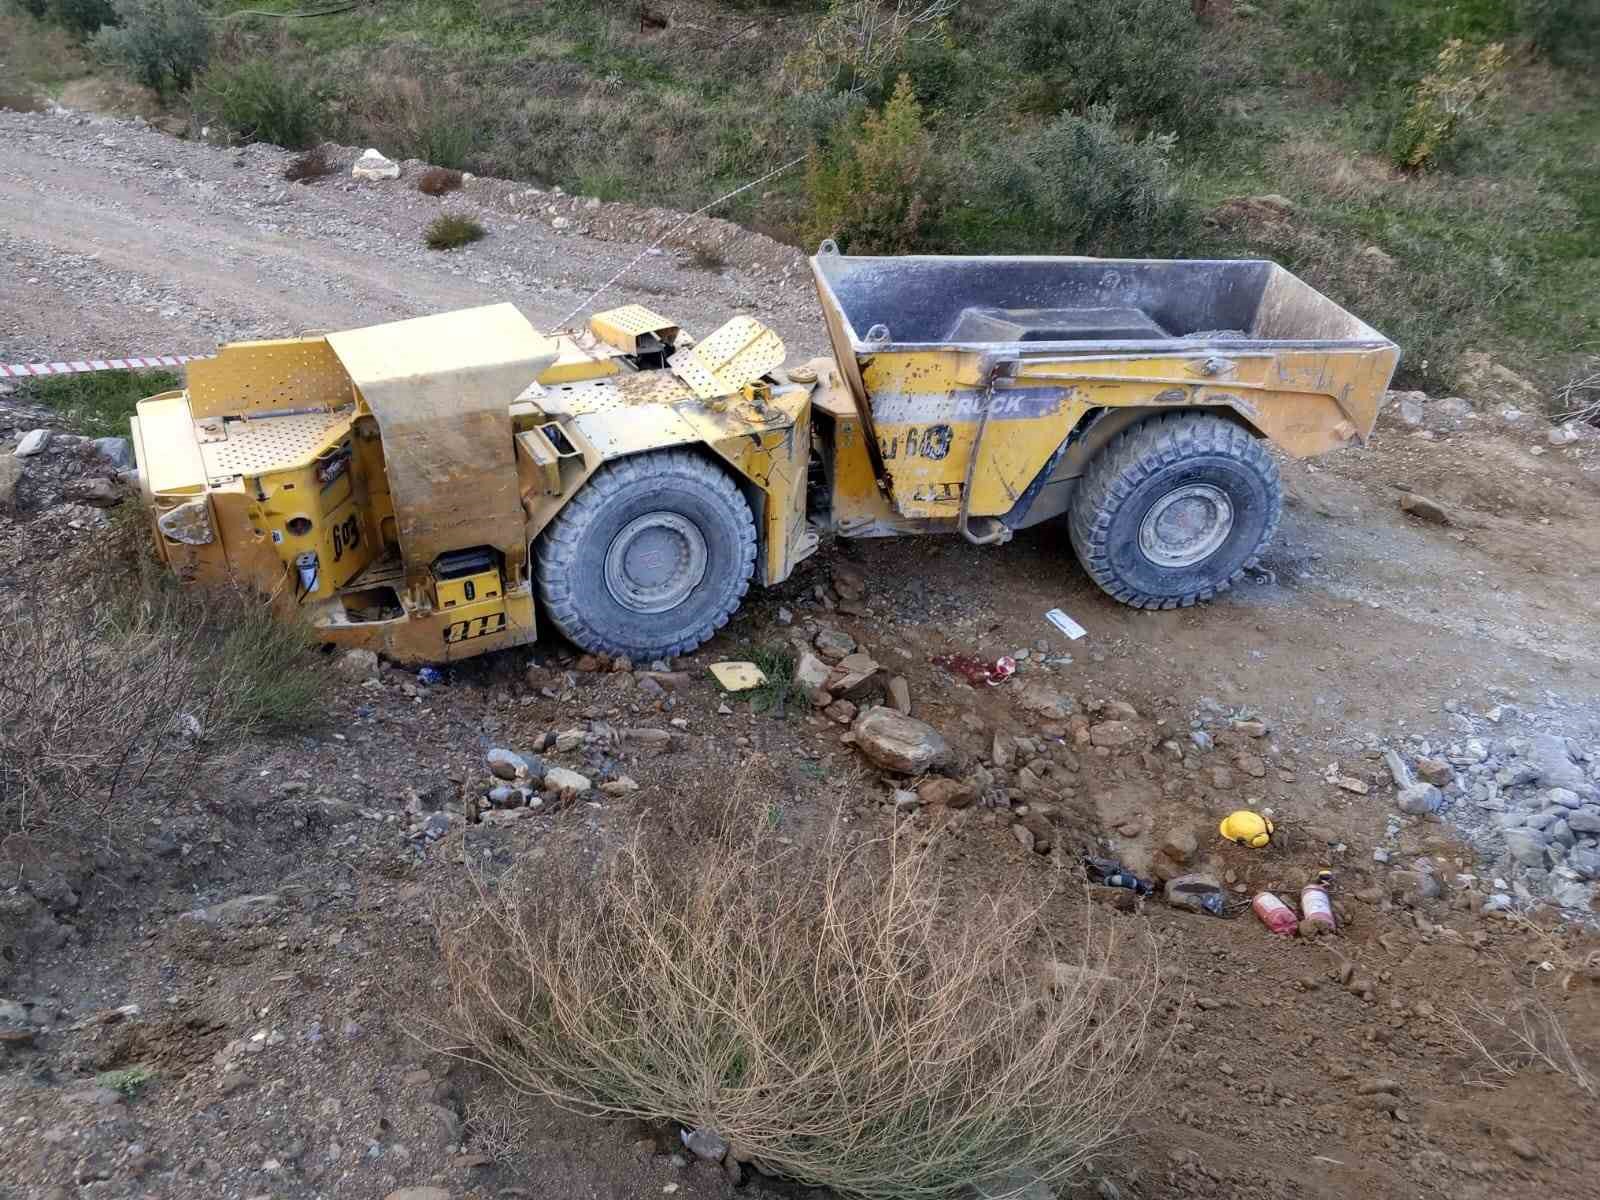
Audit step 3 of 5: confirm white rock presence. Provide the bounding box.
[351,148,399,181]
[14,429,51,457]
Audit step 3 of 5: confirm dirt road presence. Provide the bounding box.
[3,105,1599,1200]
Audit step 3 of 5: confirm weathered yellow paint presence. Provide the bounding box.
[186,336,350,418]
[852,339,1397,519]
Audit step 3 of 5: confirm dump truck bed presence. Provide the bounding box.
[807,251,1398,526]
[811,254,1392,352]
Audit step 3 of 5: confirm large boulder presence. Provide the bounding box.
[852,707,951,774]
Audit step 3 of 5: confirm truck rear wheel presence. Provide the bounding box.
[535,449,756,659]
[1068,413,1281,609]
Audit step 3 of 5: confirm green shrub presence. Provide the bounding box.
[991,0,1221,135]
[90,0,209,96]
[47,0,117,36]
[1387,39,1508,171]
[202,60,325,149]
[425,213,485,249]
[951,107,1194,256]
[16,0,50,18]
[804,74,936,253]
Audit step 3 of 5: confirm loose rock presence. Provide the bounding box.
[352,148,400,180]
[851,707,952,773]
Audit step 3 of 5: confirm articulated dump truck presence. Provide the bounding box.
[130,249,1397,664]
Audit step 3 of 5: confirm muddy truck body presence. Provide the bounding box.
[130,250,1398,663]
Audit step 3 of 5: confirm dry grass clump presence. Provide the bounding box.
[437,800,1161,1199]
[418,166,464,196]
[283,147,337,184]
[424,213,485,250]
[1446,996,1595,1096]
[0,512,325,841]
[1558,355,1600,427]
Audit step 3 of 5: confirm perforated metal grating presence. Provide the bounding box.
[200,410,351,480]
[670,316,784,401]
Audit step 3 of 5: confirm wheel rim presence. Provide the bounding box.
[604,512,708,614]
[1137,483,1234,568]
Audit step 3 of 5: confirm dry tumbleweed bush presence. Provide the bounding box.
[438,808,1163,1199]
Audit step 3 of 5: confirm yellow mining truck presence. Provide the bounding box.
[129,249,1397,663]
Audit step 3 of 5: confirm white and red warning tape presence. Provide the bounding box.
[0,354,212,379]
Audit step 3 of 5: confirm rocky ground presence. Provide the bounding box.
[4,105,1600,1200]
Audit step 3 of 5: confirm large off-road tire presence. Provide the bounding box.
[535,449,756,659]
[1068,413,1282,609]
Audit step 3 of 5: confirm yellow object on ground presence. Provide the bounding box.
[1219,810,1275,848]
[709,662,768,691]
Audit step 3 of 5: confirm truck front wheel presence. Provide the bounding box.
[1068,413,1282,609]
[535,449,757,659]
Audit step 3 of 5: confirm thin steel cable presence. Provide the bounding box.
[546,154,807,334]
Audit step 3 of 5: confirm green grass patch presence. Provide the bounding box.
[727,644,809,719]
[95,1065,155,1097]
[20,368,181,438]
[424,213,485,250]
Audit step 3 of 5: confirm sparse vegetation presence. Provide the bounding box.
[96,1064,156,1097]
[743,644,807,716]
[0,511,326,842]
[200,59,325,149]
[90,0,209,96]
[417,166,463,196]
[1387,38,1509,170]
[19,367,181,438]
[283,146,336,183]
[424,213,485,250]
[439,798,1161,1200]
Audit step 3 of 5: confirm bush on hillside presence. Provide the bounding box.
[994,0,1221,135]
[804,73,936,253]
[0,512,325,842]
[438,800,1162,1200]
[47,0,117,36]
[1387,39,1508,171]
[201,60,325,148]
[91,0,209,96]
[953,107,1194,256]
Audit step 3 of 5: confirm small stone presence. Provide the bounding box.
[555,728,586,752]
[1164,873,1225,915]
[14,428,51,457]
[887,675,911,714]
[1397,782,1443,815]
[1503,829,1548,868]
[793,651,832,690]
[917,777,976,809]
[1235,753,1267,778]
[832,563,867,601]
[600,776,640,796]
[1017,682,1074,720]
[338,648,380,677]
[383,1190,451,1200]
[352,148,400,180]
[1506,1135,1538,1162]
[544,766,591,796]
[682,1126,727,1162]
[1398,492,1454,526]
[487,748,535,782]
[824,699,858,725]
[1012,824,1036,853]
[1089,720,1138,749]
[1163,829,1198,865]
[1568,807,1600,835]
[813,627,856,661]
[91,436,134,468]
[891,789,920,809]
[1414,756,1453,786]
